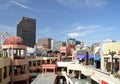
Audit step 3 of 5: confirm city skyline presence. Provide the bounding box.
[0,0,120,45]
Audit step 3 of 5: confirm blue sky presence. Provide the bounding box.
[0,0,120,45]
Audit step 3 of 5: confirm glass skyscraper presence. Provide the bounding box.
[17,17,36,47]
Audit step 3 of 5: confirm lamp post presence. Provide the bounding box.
[109,50,116,74]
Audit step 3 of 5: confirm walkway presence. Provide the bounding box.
[31,73,57,84]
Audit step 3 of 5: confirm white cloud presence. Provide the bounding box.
[68,32,80,37]
[75,25,84,30]
[11,0,36,11]
[66,24,102,38]
[0,0,36,11]
[56,0,109,8]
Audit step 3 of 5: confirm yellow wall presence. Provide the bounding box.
[0,57,10,84]
[102,42,120,55]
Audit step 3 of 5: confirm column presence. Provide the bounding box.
[6,65,9,77]
[19,50,21,57]
[36,61,37,67]
[16,49,18,56]
[4,50,6,57]
[8,48,10,57]
[27,78,29,84]
[2,50,5,57]
[66,68,69,84]
[24,50,27,56]
[101,55,104,71]
[11,65,14,84]
[11,47,14,57]
[31,61,33,66]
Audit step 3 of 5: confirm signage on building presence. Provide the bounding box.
[91,69,120,84]
[100,80,108,84]
[91,70,109,83]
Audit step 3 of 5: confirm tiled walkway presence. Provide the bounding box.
[31,73,56,84]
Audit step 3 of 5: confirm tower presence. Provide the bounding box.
[17,17,36,47]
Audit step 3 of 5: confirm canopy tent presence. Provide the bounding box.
[76,54,94,60]
[76,55,85,60]
[89,54,94,59]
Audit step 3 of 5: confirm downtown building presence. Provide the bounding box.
[37,38,52,50]
[17,17,36,48]
[67,38,76,52]
[51,40,66,51]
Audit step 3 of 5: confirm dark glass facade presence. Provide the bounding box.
[17,17,36,47]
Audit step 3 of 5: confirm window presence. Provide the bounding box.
[0,68,2,82]
[3,66,7,79]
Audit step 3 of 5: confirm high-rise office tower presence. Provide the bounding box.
[17,17,36,47]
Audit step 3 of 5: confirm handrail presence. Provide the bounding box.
[92,68,110,76]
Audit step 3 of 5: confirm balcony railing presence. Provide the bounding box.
[67,64,93,76]
[10,71,29,82]
[14,56,26,59]
[10,58,28,65]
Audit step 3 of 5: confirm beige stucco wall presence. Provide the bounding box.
[101,42,120,71]
[102,42,120,55]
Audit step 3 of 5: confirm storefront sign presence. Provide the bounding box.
[91,70,109,83]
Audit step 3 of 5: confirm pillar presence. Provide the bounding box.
[16,49,18,56]
[11,47,14,56]
[119,58,120,72]
[2,50,5,57]
[19,50,21,57]
[8,48,10,57]
[4,50,6,57]
[27,79,29,84]
[11,65,14,84]
[67,68,69,84]
[31,61,33,66]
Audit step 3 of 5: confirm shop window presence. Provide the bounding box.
[95,60,100,69]
[113,58,119,73]
[37,60,40,66]
[105,58,119,73]
[105,58,111,72]
[29,61,32,67]
[89,58,94,65]
[0,68,2,82]
[9,65,10,76]
[14,65,25,75]
[10,65,12,74]
[33,61,36,66]
[3,66,7,79]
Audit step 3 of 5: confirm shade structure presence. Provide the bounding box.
[88,54,94,59]
[76,55,85,60]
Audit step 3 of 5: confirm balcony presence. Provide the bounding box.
[10,72,29,82]
[67,64,93,76]
[57,62,74,67]
[10,58,28,65]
